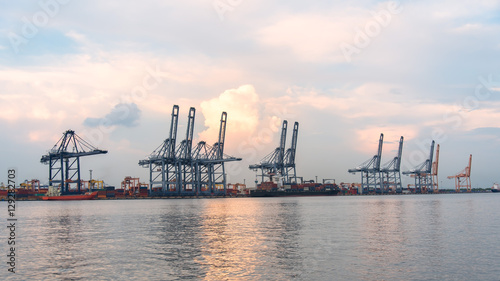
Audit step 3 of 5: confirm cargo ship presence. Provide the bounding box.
[492,183,500,193]
[41,186,97,200]
[42,192,97,200]
[249,181,340,197]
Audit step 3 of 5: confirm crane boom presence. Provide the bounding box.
[216,112,227,159]
[168,105,179,158]
[288,122,299,165]
[278,121,288,166]
[427,140,435,173]
[184,107,195,159]
[375,133,384,169]
[467,154,472,177]
[396,136,404,170]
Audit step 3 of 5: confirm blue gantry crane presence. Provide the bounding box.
[249,120,287,184]
[191,111,241,195]
[249,120,300,185]
[40,130,107,194]
[381,136,404,193]
[403,140,435,193]
[139,105,241,196]
[139,105,180,195]
[348,133,384,194]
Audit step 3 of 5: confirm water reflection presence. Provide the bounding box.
[198,199,303,280]
[122,198,305,280]
[7,195,500,280]
[35,205,105,280]
[144,202,204,279]
[354,199,408,280]
[351,197,448,280]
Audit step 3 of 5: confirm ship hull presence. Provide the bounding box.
[42,191,97,200]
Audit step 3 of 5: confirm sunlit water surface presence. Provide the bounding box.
[2,193,500,280]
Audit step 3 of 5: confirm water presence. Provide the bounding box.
[2,194,500,280]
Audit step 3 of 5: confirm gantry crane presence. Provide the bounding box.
[139,105,179,194]
[381,136,404,193]
[41,130,107,194]
[192,111,241,195]
[448,154,472,193]
[249,120,288,184]
[249,120,300,186]
[348,133,384,194]
[403,140,435,193]
[139,105,241,196]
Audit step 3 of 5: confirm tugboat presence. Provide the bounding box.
[42,186,97,200]
[492,183,500,193]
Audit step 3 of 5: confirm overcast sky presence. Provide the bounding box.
[1,0,499,189]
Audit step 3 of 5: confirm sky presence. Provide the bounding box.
[1,0,500,189]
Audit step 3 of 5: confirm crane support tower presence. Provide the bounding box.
[249,120,300,186]
[447,154,472,193]
[176,107,196,194]
[40,130,107,195]
[139,105,241,196]
[381,136,404,193]
[403,141,436,193]
[348,133,384,194]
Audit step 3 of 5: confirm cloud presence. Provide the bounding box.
[199,85,260,145]
[256,13,354,63]
[2,0,500,188]
[254,2,407,63]
[84,103,141,128]
[468,127,500,136]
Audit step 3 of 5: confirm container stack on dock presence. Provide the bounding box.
[97,190,106,199]
[114,189,125,198]
[106,186,115,198]
[139,186,148,197]
[0,189,7,200]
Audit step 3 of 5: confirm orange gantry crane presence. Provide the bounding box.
[447,154,472,193]
[121,176,148,196]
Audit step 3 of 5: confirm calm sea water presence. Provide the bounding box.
[2,194,500,280]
